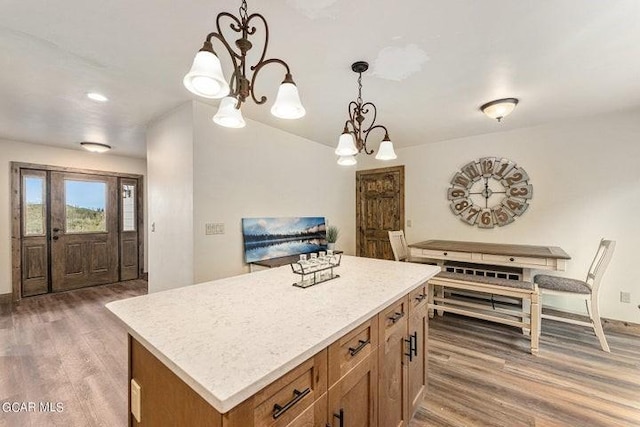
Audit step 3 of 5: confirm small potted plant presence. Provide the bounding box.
[326,225,339,250]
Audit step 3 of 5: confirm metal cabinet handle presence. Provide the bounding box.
[415,293,427,302]
[388,311,405,324]
[333,409,344,427]
[348,338,370,357]
[509,257,515,261]
[272,388,310,419]
[405,332,418,362]
[443,252,448,256]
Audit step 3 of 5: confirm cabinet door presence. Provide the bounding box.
[407,285,429,418]
[287,394,327,427]
[328,351,378,427]
[378,296,409,427]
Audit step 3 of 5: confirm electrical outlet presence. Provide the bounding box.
[131,379,141,422]
[620,291,631,304]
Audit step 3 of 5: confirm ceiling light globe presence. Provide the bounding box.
[375,140,397,161]
[480,98,519,122]
[271,82,306,119]
[213,97,246,128]
[337,155,357,166]
[335,132,358,156]
[80,142,111,153]
[184,50,230,99]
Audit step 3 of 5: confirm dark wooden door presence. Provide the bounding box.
[50,172,119,292]
[356,166,404,260]
[20,169,50,297]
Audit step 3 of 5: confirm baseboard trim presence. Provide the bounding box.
[0,292,13,305]
[544,307,640,337]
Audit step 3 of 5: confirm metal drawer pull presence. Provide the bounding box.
[443,252,448,256]
[272,387,311,419]
[412,331,418,357]
[388,311,404,324]
[415,293,427,302]
[510,257,515,261]
[348,338,370,356]
[334,409,344,427]
[405,332,418,361]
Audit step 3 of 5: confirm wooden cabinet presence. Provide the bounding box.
[128,283,430,427]
[407,284,429,417]
[378,288,429,427]
[328,350,378,427]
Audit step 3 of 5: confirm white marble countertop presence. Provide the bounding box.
[106,255,439,413]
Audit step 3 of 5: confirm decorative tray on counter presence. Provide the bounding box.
[291,253,342,288]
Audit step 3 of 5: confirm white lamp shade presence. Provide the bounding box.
[375,140,397,160]
[183,50,230,99]
[213,97,246,128]
[481,98,518,121]
[337,155,357,166]
[271,82,306,119]
[335,132,358,156]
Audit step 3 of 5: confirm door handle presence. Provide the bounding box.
[52,236,59,241]
[53,228,60,232]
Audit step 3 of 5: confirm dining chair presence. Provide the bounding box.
[388,230,410,262]
[534,239,615,352]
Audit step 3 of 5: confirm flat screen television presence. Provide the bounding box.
[242,217,327,263]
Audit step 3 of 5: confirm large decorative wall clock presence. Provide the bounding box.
[447,157,532,228]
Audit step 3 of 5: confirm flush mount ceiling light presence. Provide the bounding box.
[184,0,305,128]
[480,98,519,122]
[334,61,397,166]
[80,142,111,153]
[87,92,109,102]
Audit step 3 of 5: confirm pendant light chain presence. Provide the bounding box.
[239,0,249,22]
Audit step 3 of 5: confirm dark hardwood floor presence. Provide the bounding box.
[0,281,146,427]
[1,282,638,426]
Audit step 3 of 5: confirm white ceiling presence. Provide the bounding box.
[1,0,639,159]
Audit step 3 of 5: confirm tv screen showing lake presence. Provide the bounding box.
[242,217,327,263]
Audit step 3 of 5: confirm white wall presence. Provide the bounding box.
[0,138,147,296]
[192,101,355,282]
[359,109,640,322]
[146,103,195,293]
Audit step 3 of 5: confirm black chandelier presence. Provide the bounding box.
[334,61,396,166]
[183,0,305,128]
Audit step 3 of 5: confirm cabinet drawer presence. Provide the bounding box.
[253,350,327,427]
[379,296,409,336]
[421,249,472,260]
[481,253,547,266]
[328,316,378,386]
[409,283,428,314]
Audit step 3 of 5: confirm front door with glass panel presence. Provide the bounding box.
[50,172,119,292]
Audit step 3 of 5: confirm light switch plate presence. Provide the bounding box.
[131,379,141,422]
[205,223,225,235]
[620,291,631,303]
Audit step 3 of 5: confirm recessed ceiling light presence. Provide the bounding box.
[87,92,109,102]
[80,142,112,153]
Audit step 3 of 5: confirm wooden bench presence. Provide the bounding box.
[428,271,540,355]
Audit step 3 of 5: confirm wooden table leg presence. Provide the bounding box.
[530,290,540,355]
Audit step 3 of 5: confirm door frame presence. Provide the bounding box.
[355,165,405,257]
[11,162,144,302]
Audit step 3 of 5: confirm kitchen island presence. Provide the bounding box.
[107,255,440,426]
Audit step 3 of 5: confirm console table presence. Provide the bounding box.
[408,240,570,281]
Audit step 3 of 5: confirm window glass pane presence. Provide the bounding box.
[65,180,107,233]
[24,177,45,235]
[122,184,136,231]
